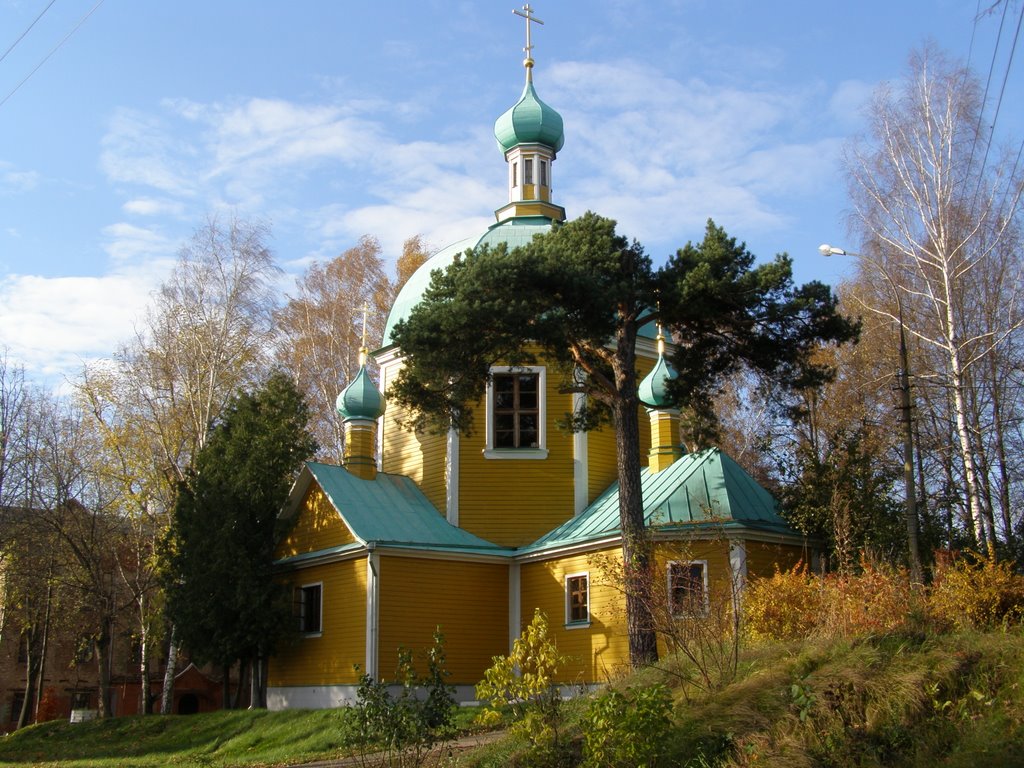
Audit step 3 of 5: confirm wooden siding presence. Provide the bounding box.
[380,359,448,512]
[520,550,631,683]
[377,556,508,686]
[519,540,742,683]
[275,484,355,559]
[745,541,809,578]
[268,558,367,687]
[457,375,576,546]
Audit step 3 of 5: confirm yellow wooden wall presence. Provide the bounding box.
[519,540,746,683]
[377,556,508,686]
[379,359,449,512]
[745,541,809,578]
[275,484,355,559]
[520,549,631,683]
[457,373,576,547]
[268,557,367,687]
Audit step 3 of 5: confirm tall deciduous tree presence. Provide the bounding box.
[389,213,855,666]
[844,44,1024,557]
[164,371,315,708]
[78,215,280,714]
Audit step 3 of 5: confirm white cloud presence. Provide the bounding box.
[123,197,185,216]
[829,79,874,129]
[0,272,156,383]
[0,161,40,193]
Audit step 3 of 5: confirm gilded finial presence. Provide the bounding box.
[358,302,370,367]
[513,4,544,80]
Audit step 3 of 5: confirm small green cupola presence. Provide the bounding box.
[639,329,683,473]
[638,333,679,409]
[336,346,386,480]
[336,360,386,422]
[493,4,566,224]
[494,79,565,155]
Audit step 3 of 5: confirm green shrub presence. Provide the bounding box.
[353,628,455,766]
[476,609,570,765]
[582,684,672,768]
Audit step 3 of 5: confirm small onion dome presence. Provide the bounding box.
[638,349,679,409]
[336,365,386,421]
[494,79,565,154]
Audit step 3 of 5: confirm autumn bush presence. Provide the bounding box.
[928,554,1024,631]
[742,562,822,641]
[745,554,1024,641]
[819,562,915,637]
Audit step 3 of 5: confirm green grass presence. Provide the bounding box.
[3,632,1023,767]
[0,707,361,767]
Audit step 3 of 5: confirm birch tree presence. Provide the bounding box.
[844,44,1024,556]
[78,215,279,713]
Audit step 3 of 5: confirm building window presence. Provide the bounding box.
[524,158,534,185]
[484,366,548,459]
[539,159,548,187]
[295,583,322,635]
[668,561,708,617]
[512,161,518,187]
[494,373,538,448]
[565,573,590,627]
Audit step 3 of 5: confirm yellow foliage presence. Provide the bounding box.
[928,554,1024,631]
[743,563,821,641]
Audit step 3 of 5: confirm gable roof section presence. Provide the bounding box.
[520,448,799,555]
[279,462,511,559]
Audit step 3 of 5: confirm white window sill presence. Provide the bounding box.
[564,621,591,630]
[483,448,549,460]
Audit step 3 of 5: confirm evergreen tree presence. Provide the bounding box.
[164,371,316,707]
[389,213,857,667]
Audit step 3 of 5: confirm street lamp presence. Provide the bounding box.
[819,244,923,583]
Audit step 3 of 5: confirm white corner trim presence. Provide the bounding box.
[365,551,380,679]
[446,426,460,525]
[508,562,521,654]
[572,391,588,515]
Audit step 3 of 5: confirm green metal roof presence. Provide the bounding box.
[280,462,511,557]
[519,448,799,554]
[494,79,565,154]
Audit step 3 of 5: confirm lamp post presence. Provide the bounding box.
[819,244,923,583]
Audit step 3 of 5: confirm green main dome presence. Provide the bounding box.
[494,79,565,153]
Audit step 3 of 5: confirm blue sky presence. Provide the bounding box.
[1,0,1021,385]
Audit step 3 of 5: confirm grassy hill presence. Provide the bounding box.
[1,631,1022,767]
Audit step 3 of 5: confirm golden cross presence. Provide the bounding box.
[358,302,370,366]
[513,4,544,62]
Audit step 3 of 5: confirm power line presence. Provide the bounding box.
[0,0,58,65]
[0,0,105,111]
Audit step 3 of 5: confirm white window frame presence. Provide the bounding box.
[564,571,591,628]
[667,560,709,618]
[296,581,323,637]
[484,365,548,459]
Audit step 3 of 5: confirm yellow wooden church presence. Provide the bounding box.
[266,11,808,709]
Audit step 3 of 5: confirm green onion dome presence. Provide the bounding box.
[336,363,386,421]
[494,79,565,154]
[638,339,679,409]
